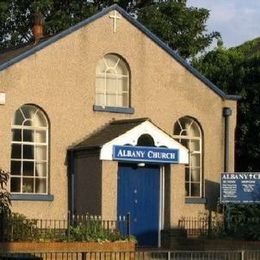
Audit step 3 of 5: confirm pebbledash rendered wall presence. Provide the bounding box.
[0,6,237,224]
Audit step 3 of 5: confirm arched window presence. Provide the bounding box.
[173,117,203,197]
[10,104,49,194]
[95,54,130,108]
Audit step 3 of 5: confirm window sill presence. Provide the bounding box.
[185,197,207,204]
[11,194,54,201]
[93,105,134,114]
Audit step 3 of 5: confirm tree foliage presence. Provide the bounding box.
[137,0,220,58]
[0,0,97,48]
[226,204,260,240]
[193,38,260,171]
[193,40,260,236]
[0,0,219,59]
[0,168,11,214]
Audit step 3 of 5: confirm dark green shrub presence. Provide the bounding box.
[225,204,260,240]
[2,213,39,241]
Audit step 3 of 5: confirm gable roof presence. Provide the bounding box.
[0,4,239,101]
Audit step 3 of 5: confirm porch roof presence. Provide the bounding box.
[71,118,149,150]
[70,118,189,164]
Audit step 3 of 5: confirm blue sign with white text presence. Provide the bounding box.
[113,145,179,164]
[220,172,260,203]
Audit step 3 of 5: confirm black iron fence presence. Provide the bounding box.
[178,215,260,239]
[1,250,260,260]
[178,216,213,238]
[0,212,130,242]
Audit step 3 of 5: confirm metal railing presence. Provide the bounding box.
[178,215,260,238]
[1,250,260,260]
[0,212,130,242]
[178,216,213,238]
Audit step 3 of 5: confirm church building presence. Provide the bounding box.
[0,5,238,247]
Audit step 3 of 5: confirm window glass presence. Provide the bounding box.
[191,168,200,182]
[13,109,24,125]
[35,130,46,143]
[191,183,200,197]
[10,105,49,194]
[11,177,21,192]
[23,130,34,142]
[12,129,21,141]
[23,145,34,159]
[23,161,34,176]
[95,54,130,108]
[24,120,32,126]
[11,144,21,159]
[23,178,33,193]
[173,117,203,198]
[22,105,37,119]
[36,178,47,193]
[11,161,21,175]
[35,145,47,161]
[36,163,47,177]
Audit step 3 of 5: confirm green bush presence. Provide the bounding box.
[4,213,39,241]
[38,228,67,242]
[224,204,260,240]
[1,213,127,242]
[69,220,124,242]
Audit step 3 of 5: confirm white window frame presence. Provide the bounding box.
[95,54,130,108]
[10,105,49,195]
[173,117,203,198]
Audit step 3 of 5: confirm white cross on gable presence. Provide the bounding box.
[109,10,121,33]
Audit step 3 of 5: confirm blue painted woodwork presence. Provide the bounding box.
[93,105,134,114]
[118,163,160,247]
[221,172,260,203]
[11,194,54,201]
[113,145,179,164]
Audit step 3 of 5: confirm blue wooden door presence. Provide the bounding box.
[118,163,160,247]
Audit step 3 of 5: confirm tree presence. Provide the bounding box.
[193,40,260,239]
[192,38,260,171]
[0,0,97,48]
[0,0,220,59]
[137,0,220,58]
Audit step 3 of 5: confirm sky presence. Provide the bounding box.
[187,0,260,48]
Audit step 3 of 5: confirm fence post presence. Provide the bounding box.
[126,212,131,239]
[167,251,171,260]
[207,211,212,237]
[82,252,86,260]
[67,211,71,242]
[241,250,245,260]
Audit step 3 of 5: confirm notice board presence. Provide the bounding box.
[220,172,260,203]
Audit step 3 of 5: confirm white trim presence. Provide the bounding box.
[100,121,189,164]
